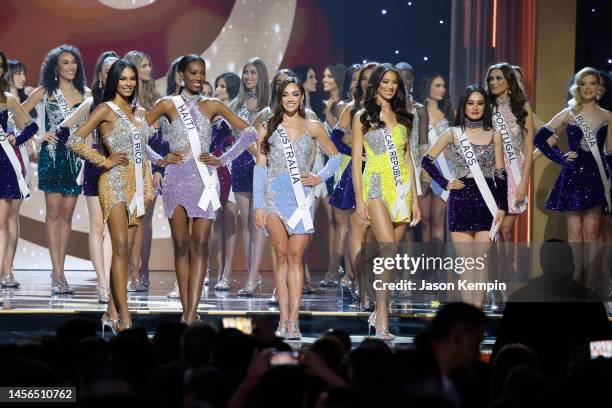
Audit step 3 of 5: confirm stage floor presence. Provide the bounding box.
[0,270,515,350]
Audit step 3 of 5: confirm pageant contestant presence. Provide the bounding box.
[292,65,322,118]
[417,74,454,243]
[23,44,89,294]
[147,55,257,324]
[352,64,421,340]
[124,50,162,291]
[0,51,38,288]
[208,72,241,293]
[58,51,118,303]
[64,59,176,332]
[421,85,507,306]
[218,58,269,292]
[534,67,611,243]
[253,77,341,339]
[486,63,534,242]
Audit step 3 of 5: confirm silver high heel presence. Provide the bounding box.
[101,313,117,336]
[266,288,279,305]
[285,320,302,340]
[127,279,147,292]
[97,285,110,304]
[214,275,231,291]
[166,281,180,299]
[367,312,396,341]
[0,272,20,288]
[237,274,262,297]
[139,271,150,290]
[51,273,75,295]
[275,320,288,338]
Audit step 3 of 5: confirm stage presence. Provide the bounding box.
[0,270,505,350]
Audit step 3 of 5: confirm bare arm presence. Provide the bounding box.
[6,93,33,129]
[519,103,534,188]
[416,104,429,146]
[147,98,174,126]
[424,128,453,159]
[209,99,250,131]
[21,86,45,114]
[59,97,93,128]
[351,112,367,221]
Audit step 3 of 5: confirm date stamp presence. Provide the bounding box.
[0,387,76,403]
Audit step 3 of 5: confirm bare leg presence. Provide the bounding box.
[0,200,10,280]
[139,195,156,286]
[86,196,110,294]
[58,195,78,277]
[211,204,225,278]
[566,211,584,280]
[420,190,432,243]
[185,218,213,322]
[267,215,289,323]
[2,199,21,281]
[287,233,310,324]
[322,196,335,276]
[45,193,64,279]
[582,206,603,291]
[222,201,238,283]
[326,207,350,282]
[235,192,253,273]
[348,211,367,302]
[430,195,447,244]
[170,206,191,311]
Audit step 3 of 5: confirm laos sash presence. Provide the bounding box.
[172,95,221,211]
[107,102,145,217]
[0,124,29,198]
[456,127,499,241]
[278,126,314,231]
[382,126,411,220]
[428,125,451,201]
[53,89,85,185]
[494,107,527,213]
[574,115,611,211]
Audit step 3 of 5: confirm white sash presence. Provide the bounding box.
[107,102,145,217]
[8,112,32,189]
[574,115,612,211]
[494,108,527,213]
[455,127,499,241]
[0,125,29,198]
[171,95,221,212]
[277,126,314,231]
[428,125,451,201]
[53,89,85,184]
[382,127,411,220]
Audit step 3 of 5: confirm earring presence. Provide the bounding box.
[508,90,512,95]
[54,69,58,82]
[98,81,103,90]
[180,79,185,87]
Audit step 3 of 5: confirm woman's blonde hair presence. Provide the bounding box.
[124,50,160,111]
[568,67,605,114]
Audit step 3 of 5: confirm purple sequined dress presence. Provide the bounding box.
[210,118,234,204]
[0,107,36,199]
[538,123,608,211]
[230,105,258,193]
[162,93,256,219]
[82,129,104,196]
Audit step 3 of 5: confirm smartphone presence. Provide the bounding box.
[222,317,253,335]
[589,340,612,359]
[270,351,300,366]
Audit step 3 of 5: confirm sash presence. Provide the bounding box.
[53,89,85,184]
[455,127,499,241]
[107,102,145,217]
[382,127,411,220]
[0,125,29,198]
[277,126,314,231]
[428,125,451,201]
[8,112,32,188]
[494,107,527,213]
[574,115,612,211]
[172,95,221,211]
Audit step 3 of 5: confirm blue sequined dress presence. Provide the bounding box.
[329,126,356,210]
[0,107,30,198]
[230,105,258,192]
[38,98,84,195]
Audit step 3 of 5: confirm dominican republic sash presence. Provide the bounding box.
[574,115,612,211]
[172,96,221,211]
[107,102,145,217]
[0,124,29,198]
[455,127,499,241]
[53,89,85,184]
[382,127,411,220]
[278,126,314,231]
[428,125,451,202]
[494,107,527,213]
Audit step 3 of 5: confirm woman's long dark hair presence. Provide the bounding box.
[102,59,139,110]
[91,51,119,111]
[39,44,86,95]
[293,64,324,119]
[176,54,206,95]
[7,59,27,102]
[261,77,307,154]
[270,69,296,110]
[486,62,527,131]
[360,63,413,134]
[418,73,454,123]
[351,62,378,122]
[455,85,493,131]
[165,57,182,96]
[343,63,362,101]
[0,51,8,104]
[324,63,347,118]
[216,72,240,101]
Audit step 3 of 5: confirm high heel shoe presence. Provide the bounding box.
[101,313,117,336]
[180,313,201,325]
[97,285,110,304]
[266,288,279,305]
[116,319,132,332]
[367,312,395,341]
[214,275,231,291]
[166,281,180,299]
[0,272,20,288]
[275,320,287,338]
[237,274,262,297]
[51,273,75,295]
[127,279,147,292]
[139,271,150,290]
[319,272,340,288]
[302,277,314,294]
[285,320,302,340]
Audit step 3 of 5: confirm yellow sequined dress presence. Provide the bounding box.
[68,104,155,226]
[362,124,413,223]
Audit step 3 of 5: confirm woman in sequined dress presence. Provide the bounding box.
[0,51,38,289]
[352,64,421,340]
[422,85,507,306]
[147,55,257,325]
[486,63,534,242]
[253,77,341,339]
[65,59,178,332]
[22,45,89,295]
[216,58,269,292]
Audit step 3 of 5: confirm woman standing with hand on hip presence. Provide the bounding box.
[352,64,421,340]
